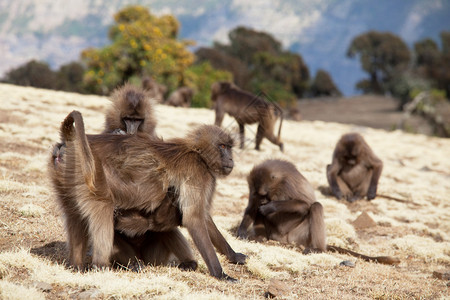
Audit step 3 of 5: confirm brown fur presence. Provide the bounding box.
[49,111,245,280]
[111,187,198,271]
[50,83,196,271]
[142,76,167,103]
[237,159,399,265]
[326,133,383,202]
[104,83,156,135]
[237,159,325,251]
[211,81,284,151]
[165,86,193,107]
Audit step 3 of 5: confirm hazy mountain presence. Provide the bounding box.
[1,0,449,95]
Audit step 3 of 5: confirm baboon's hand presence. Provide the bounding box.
[237,228,248,240]
[331,187,342,200]
[218,272,238,283]
[230,252,247,265]
[367,187,376,200]
[259,202,277,216]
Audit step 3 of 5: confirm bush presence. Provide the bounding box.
[184,62,232,108]
[3,60,57,89]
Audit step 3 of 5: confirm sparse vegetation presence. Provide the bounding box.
[0,83,448,299]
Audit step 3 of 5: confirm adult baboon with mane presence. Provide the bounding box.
[49,111,246,280]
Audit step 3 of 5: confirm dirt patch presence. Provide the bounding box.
[298,95,404,130]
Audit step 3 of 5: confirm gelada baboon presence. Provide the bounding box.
[50,111,246,280]
[104,83,156,135]
[211,81,284,151]
[51,84,156,167]
[237,159,399,265]
[112,188,197,271]
[165,86,193,107]
[49,83,195,271]
[326,133,383,202]
[142,76,167,103]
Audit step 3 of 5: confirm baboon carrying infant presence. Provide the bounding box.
[50,84,200,272]
[237,159,399,265]
[211,81,284,151]
[49,111,246,280]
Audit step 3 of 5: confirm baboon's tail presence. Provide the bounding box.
[277,111,283,142]
[326,245,400,265]
[309,202,327,251]
[60,110,96,192]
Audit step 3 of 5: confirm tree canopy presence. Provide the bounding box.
[81,5,194,94]
[347,31,410,95]
[196,26,311,107]
[310,69,342,97]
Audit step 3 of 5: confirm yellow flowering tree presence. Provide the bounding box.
[82,6,194,94]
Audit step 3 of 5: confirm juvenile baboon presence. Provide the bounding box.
[112,189,197,271]
[49,111,246,280]
[51,84,156,167]
[237,159,399,265]
[142,76,167,103]
[104,83,156,135]
[327,133,383,202]
[165,86,193,107]
[211,81,284,151]
[237,159,325,251]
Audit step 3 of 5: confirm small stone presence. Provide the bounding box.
[33,281,53,292]
[352,211,376,229]
[75,289,102,299]
[340,260,355,268]
[264,279,289,298]
[433,270,450,280]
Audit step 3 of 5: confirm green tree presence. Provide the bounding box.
[81,6,194,94]
[410,32,450,100]
[310,69,342,97]
[3,60,57,89]
[196,26,311,106]
[184,61,233,108]
[195,47,249,88]
[216,26,282,66]
[435,31,450,98]
[347,31,411,95]
[56,62,87,93]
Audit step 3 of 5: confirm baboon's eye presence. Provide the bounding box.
[220,144,226,149]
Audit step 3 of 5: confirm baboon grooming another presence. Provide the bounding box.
[51,84,156,167]
[237,159,399,265]
[327,133,383,202]
[50,83,196,270]
[50,111,246,280]
[211,81,284,151]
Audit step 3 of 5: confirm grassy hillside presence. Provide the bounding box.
[0,83,448,299]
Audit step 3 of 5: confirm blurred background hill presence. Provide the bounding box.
[1,0,450,96]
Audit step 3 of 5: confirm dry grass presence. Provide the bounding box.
[0,83,449,299]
